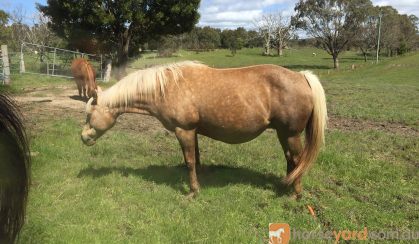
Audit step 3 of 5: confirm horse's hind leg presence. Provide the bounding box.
[82,82,87,98]
[195,133,201,167]
[76,81,82,97]
[175,127,200,198]
[277,132,303,199]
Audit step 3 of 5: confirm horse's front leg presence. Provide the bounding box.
[76,81,82,97]
[195,133,201,167]
[175,127,200,198]
[82,82,87,98]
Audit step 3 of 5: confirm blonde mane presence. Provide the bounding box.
[98,61,204,107]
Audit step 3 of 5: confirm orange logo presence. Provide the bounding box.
[269,223,290,244]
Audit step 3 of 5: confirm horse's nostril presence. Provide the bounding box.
[83,138,95,146]
[81,134,95,146]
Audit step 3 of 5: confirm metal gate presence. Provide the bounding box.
[19,42,104,80]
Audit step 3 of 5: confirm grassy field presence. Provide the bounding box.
[4,48,418,243]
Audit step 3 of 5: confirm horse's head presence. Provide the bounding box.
[81,97,117,146]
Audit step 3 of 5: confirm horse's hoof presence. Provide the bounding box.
[185,191,199,199]
[290,193,302,201]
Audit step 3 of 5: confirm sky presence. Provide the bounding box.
[1,0,418,29]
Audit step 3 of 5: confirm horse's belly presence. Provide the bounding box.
[197,120,268,144]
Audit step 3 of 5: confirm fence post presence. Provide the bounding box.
[103,59,112,83]
[52,48,56,75]
[1,45,11,85]
[100,54,103,81]
[20,42,25,73]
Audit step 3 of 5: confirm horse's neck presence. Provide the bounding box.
[116,106,151,115]
[100,83,164,116]
[111,97,157,116]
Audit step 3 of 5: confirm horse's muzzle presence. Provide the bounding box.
[81,134,96,146]
[81,126,97,146]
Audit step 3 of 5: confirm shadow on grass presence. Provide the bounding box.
[283,64,329,70]
[69,95,88,102]
[321,57,365,61]
[77,164,290,196]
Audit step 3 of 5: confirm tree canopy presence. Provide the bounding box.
[38,0,200,77]
[0,10,10,44]
[379,6,418,56]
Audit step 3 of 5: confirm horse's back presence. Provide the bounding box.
[170,64,314,141]
[71,58,95,79]
[71,58,97,97]
[182,64,313,118]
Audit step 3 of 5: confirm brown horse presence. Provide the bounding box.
[71,58,97,98]
[81,61,327,198]
[0,94,31,242]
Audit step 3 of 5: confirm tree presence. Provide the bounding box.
[255,13,294,56]
[379,7,418,56]
[379,6,401,56]
[0,9,10,44]
[293,0,372,68]
[396,14,417,54]
[244,30,263,48]
[352,6,379,62]
[272,13,295,56]
[38,0,200,78]
[156,35,182,57]
[254,14,276,55]
[181,26,221,51]
[221,29,244,56]
[9,10,64,51]
[197,26,221,50]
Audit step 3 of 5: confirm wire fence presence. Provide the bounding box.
[15,42,105,80]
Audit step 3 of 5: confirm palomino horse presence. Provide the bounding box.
[71,58,97,98]
[81,61,327,198]
[0,94,31,242]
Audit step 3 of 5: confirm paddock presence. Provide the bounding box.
[4,48,418,243]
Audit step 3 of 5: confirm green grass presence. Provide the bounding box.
[322,52,419,128]
[131,47,373,70]
[0,73,71,94]
[19,118,417,243]
[7,47,418,243]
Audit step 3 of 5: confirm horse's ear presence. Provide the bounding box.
[91,86,102,99]
[86,97,96,113]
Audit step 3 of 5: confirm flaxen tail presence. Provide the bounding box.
[283,71,327,185]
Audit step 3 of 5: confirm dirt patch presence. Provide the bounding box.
[328,116,419,137]
[14,85,166,134]
[13,85,419,137]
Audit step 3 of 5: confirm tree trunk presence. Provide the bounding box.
[264,33,270,55]
[333,54,339,69]
[278,40,283,56]
[115,31,131,80]
[363,52,367,62]
[264,41,270,55]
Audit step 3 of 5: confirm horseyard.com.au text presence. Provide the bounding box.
[269,223,419,243]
